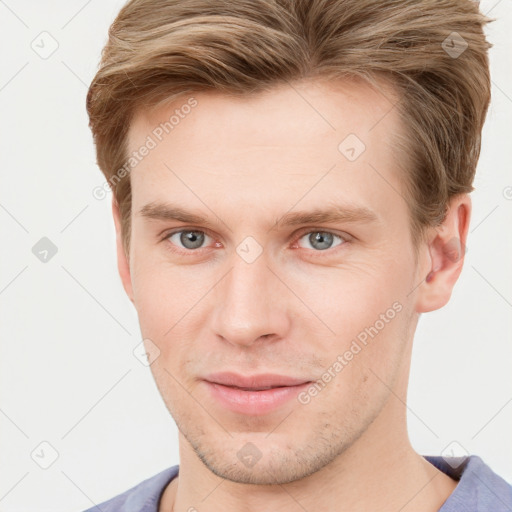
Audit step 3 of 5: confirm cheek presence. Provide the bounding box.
[295,259,411,387]
[132,274,173,337]
[130,250,205,334]
[305,305,410,427]
[288,256,408,335]
[131,236,413,357]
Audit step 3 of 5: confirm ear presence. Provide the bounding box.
[112,198,134,304]
[415,194,471,313]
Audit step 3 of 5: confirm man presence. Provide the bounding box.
[84,0,512,510]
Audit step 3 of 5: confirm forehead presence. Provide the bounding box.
[129,76,400,150]
[126,77,407,219]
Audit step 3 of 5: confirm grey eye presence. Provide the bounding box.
[169,230,209,250]
[298,231,343,251]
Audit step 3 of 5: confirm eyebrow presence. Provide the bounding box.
[139,202,212,225]
[138,201,379,229]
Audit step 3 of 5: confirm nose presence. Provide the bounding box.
[210,254,291,348]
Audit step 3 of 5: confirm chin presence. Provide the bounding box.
[185,426,349,486]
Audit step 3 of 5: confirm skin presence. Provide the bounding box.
[113,77,470,511]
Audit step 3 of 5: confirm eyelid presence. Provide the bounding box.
[162,227,218,251]
[161,226,352,254]
[292,227,353,244]
[162,226,214,240]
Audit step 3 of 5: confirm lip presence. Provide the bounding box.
[203,372,312,415]
[204,372,310,389]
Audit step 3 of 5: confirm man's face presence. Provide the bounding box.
[122,78,428,484]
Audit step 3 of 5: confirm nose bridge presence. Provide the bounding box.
[211,252,288,346]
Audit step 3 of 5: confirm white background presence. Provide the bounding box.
[0,1,511,511]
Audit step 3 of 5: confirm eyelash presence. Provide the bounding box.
[161,227,351,258]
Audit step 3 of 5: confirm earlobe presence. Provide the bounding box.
[112,198,135,304]
[415,195,471,313]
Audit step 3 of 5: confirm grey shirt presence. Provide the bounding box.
[83,455,512,511]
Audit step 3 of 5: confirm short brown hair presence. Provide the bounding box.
[86,0,492,256]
